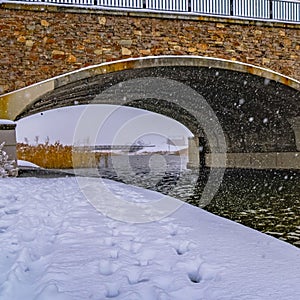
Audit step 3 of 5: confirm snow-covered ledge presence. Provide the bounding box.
[0,119,17,161]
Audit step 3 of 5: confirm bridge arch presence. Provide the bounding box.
[1,55,300,168]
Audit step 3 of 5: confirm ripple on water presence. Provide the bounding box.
[93,155,300,248]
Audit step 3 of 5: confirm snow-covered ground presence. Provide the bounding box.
[0,177,299,300]
[0,120,16,125]
[17,160,41,169]
[136,144,187,154]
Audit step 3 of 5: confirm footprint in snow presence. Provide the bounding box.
[4,209,19,215]
[117,265,149,286]
[105,282,120,298]
[120,240,142,254]
[177,258,221,284]
[101,236,116,247]
[34,283,73,300]
[99,259,118,276]
[135,248,158,266]
[170,240,196,256]
[0,226,8,233]
[109,248,119,259]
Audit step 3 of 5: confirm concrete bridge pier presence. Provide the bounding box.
[289,117,300,151]
[0,121,17,174]
[187,136,200,169]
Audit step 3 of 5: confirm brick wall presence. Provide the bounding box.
[1,3,300,94]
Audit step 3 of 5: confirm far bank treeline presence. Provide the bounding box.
[17,142,108,169]
[17,142,186,169]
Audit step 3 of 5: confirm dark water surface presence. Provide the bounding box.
[99,154,300,247]
[194,168,300,248]
[69,154,300,247]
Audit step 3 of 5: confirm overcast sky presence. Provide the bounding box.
[16,104,192,146]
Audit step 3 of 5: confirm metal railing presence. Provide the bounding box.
[273,0,300,21]
[2,0,300,23]
[147,0,189,11]
[233,0,271,18]
[192,0,231,15]
[98,0,143,9]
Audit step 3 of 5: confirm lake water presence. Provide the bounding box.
[70,154,300,248]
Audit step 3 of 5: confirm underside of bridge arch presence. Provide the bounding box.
[16,64,300,154]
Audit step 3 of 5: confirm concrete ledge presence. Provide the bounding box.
[206,152,300,170]
[0,124,16,130]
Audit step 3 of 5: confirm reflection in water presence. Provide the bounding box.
[81,154,300,247]
[191,168,300,248]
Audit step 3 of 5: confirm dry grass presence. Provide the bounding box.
[17,142,108,169]
[17,142,187,169]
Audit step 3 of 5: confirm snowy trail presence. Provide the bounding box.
[0,177,299,300]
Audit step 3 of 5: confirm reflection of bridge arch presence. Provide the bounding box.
[1,56,299,168]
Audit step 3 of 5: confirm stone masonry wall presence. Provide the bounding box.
[1,3,300,94]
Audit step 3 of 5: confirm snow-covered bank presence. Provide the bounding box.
[0,120,16,125]
[17,160,41,169]
[0,177,299,300]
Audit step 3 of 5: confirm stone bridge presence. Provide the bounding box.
[0,3,299,169]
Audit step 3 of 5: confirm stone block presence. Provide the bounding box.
[25,40,34,47]
[206,153,227,168]
[94,49,103,55]
[197,43,208,51]
[226,153,251,168]
[17,36,26,43]
[119,39,132,47]
[0,125,17,161]
[122,47,132,56]
[188,47,197,53]
[0,129,16,146]
[67,54,77,63]
[41,19,50,27]
[52,50,66,59]
[139,49,151,55]
[276,152,300,169]
[98,16,106,25]
[250,153,277,169]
